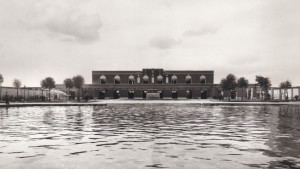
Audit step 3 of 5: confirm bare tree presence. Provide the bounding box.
[13,79,21,101]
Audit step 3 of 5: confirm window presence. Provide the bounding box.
[114,75,120,84]
[157,75,163,84]
[143,75,149,84]
[185,75,192,84]
[128,75,135,84]
[171,75,177,84]
[200,75,206,84]
[100,75,106,84]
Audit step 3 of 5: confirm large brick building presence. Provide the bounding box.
[55,68,263,100]
[88,68,217,99]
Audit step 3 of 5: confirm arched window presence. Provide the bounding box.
[185,75,192,84]
[171,75,177,84]
[128,75,135,84]
[100,75,106,84]
[157,75,163,84]
[200,75,206,84]
[114,75,120,84]
[143,75,149,84]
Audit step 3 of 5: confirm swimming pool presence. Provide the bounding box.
[0,104,299,169]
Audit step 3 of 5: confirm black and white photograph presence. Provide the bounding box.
[0,0,300,168]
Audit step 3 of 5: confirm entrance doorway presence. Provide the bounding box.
[186,90,192,99]
[201,90,207,99]
[172,91,177,99]
[128,90,134,99]
[158,91,163,99]
[114,90,120,99]
[98,90,106,99]
[143,91,147,99]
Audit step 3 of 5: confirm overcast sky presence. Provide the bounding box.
[0,0,299,87]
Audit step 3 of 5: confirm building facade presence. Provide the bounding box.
[54,68,285,100]
[87,68,217,99]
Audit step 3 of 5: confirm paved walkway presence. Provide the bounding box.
[1,99,300,107]
[0,102,107,107]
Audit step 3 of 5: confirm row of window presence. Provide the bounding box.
[99,75,207,84]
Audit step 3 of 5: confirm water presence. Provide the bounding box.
[0,104,300,169]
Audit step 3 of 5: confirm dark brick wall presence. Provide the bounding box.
[86,86,260,99]
[177,90,187,97]
[135,90,143,98]
[106,90,114,99]
[163,90,172,98]
[119,90,128,98]
[92,69,214,85]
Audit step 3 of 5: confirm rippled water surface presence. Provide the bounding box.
[1,104,300,169]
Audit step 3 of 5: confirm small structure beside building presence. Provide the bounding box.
[0,87,68,102]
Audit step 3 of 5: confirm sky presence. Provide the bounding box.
[0,0,299,87]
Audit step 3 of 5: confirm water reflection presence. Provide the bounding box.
[0,105,300,169]
[265,105,300,168]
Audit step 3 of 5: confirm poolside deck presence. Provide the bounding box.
[1,99,300,107]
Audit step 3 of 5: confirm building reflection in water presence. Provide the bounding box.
[264,105,300,168]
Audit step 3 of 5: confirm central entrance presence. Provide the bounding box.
[143,89,163,99]
[145,89,160,99]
